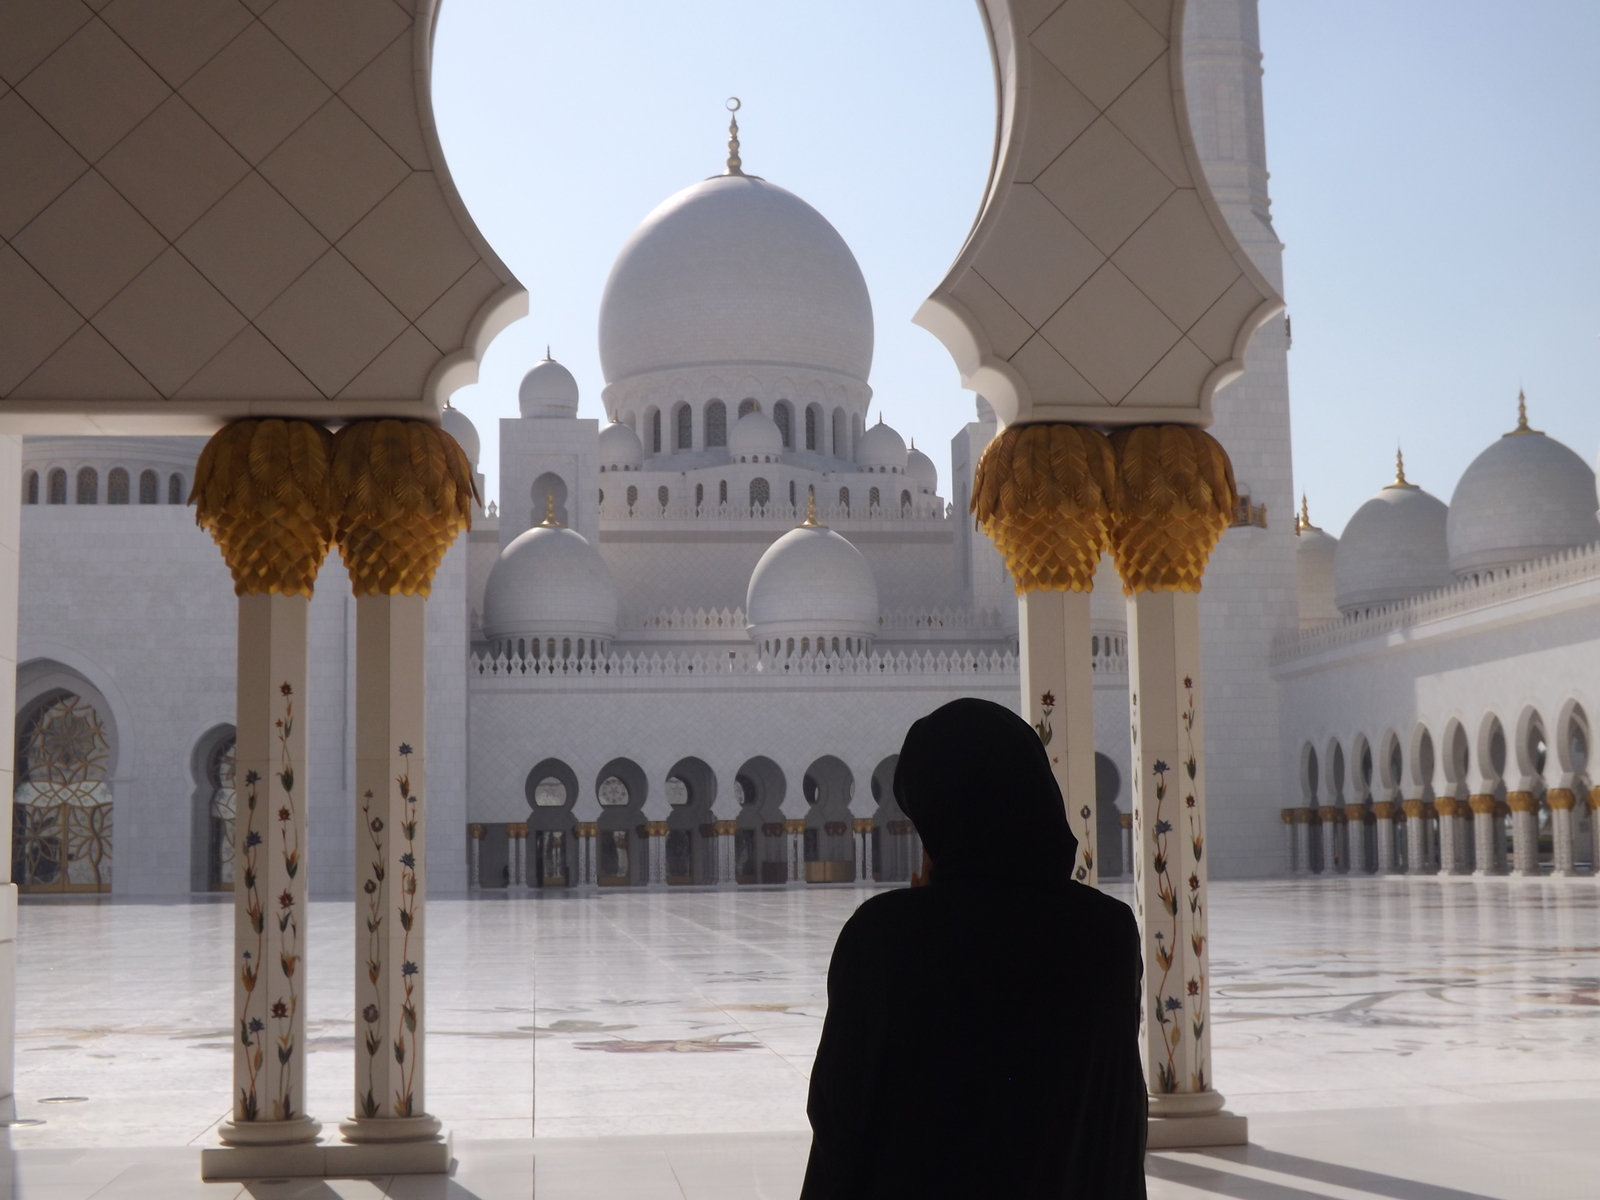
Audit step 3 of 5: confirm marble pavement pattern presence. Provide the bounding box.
[8,880,1600,1196]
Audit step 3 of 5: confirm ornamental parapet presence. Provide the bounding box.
[468,646,1020,685]
[1271,539,1600,664]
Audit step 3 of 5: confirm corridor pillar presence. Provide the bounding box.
[467,824,484,890]
[852,818,873,883]
[971,423,1114,885]
[1291,809,1311,875]
[1547,789,1576,877]
[1507,792,1539,876]
[331,419,474,1166]
[714,821,737,885]
[1109,424,1244,1146]
[1372,802,1397,874]
[1469,796,1499,876]
[0,435,21,1122]
[1403,800,1429,874]
[1345,805,1369,874]
[1436,797,1466,875]
[192,420,335,1164]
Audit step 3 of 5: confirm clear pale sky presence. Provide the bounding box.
[432,1,1600,536]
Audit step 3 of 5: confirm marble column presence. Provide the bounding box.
[1507,792,1539,876]
[1372,802,1397,874]
[1019,589,1098,884]
[1436,797,1465,875]
[784,819,806,883]
[0,435,20,1122]
[1126,589,1237,1136]
[467,824,484,891]
[573,823,597,887]
[1591,789,1600,876]
[1281,810,1297,873]
[646,822,669,886]
[715,821,737,885]
[1317,807,1343,873]
[1403,800,1429,875]
[342,593,444,1154]
[1469,796,1499,876]
[852,819,873,883]
[219,593,320,1148]
[1345,805,1369,874]
[505,823,527,889]
[1547,789,1577,877]
[1291,809,1312,875]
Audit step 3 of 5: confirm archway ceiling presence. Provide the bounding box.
[0,0,523,433]
[916,0,1282,429]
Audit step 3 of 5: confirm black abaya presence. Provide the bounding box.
[801,698,1147,1199]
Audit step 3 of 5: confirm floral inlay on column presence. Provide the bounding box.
[393,743,421,1116]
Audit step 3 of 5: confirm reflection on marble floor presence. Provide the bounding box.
[9,878,1600,1194]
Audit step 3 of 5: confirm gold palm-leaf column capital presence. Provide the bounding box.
[970,423,1116,593]
[330,420,478,597]
[1108,425,1237,595]
[191,419,336,597]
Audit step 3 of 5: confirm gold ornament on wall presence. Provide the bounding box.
[331,419,478,597]
[1108,425,1237,595]
[190,419,335,597]
[970,423,1116,593]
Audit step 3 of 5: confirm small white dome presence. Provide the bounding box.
[906,443,937,493]
[729,410,783,459]
[519,356,580,418]
[440,404,480,467]
[1447,418,1599,575]
[483,523,618,642]
[747,520,879,648]
[1334,464,1452,613]
[856,420,907,471]
[598,419,644,471]
[599,174,873,387]
[1296,505,1340,628]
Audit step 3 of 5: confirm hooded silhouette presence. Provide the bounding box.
[801,698,1147,1198]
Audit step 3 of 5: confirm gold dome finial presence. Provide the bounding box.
[1506,388,1540,436]
[724,97,743,176]
[800,486,823,528]
[540,493,561,527]
[1384,447,1414,490]
[1297,493,1318,533]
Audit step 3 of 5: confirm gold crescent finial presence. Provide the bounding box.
[540,493,561,527]
[1507,388,1539,435]
[801,487,823,528]
[724,97,743,176]
[1384,447,1413,490]
[1299,493,1313,531]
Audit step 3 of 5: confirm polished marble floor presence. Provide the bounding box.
[9,877,1600,1195]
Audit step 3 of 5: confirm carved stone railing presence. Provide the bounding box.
[877,607,1007,630]
[595,500,952,523]
[1272,541,1600,664]
[469,646,1018,682]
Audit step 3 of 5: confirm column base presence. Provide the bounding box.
[1147,1111,1248,1149]
[217,1115,322,1147]
[201,1132,452,1180]
[339,1113,443,1142]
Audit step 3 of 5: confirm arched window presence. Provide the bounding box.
[695,483,704,508]
[705,400,727,447]
[788,480,796,507]
[718,479,728,505]
[649,408,661,453]
[206,734,236,890]
[598,776,630,806]
[869,486,881,509]
[22,471,37,505]
[76,467,98,504]
[805,406,818,451]
[773,401,792,448]
[738,398,759,418]
[533,472,569,525]
[625,485,638,509]
[750,478,770,508]
[598,488,604,507]
[852,414,863,458]
[107,468,129,505]
[900,489,911,510]
[47,469,66,505]
[657,485,669,510]
[533,777,568,807]
[14,690,113,892]
[167,473,183,504]
[832,408,846,456]
[138,469,158,504]
[665,776,690,806]
[676,403,693,449]
[838,486,850,511]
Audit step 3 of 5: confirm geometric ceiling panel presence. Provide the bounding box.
[915,0,1282,430]
[0,0,525,432]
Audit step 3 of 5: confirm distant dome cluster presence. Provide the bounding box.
[1301,396,1600,623]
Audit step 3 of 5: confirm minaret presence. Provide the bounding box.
[1183,0,1299,878]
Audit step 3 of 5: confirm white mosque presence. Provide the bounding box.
[11,7,1599,901]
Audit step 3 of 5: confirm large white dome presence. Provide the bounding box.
[1334,463,1452,614]
[856,419,907,471]
[519,355,579,418]
[483,523,618,644]
[598,174,873,386]
[1295,501,1340,628]
[747,519,879,653]
[1447,413,1599,576]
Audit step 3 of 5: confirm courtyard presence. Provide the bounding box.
[3,878,1599,1196]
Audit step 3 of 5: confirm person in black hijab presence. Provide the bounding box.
[801,697,1147,1199]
